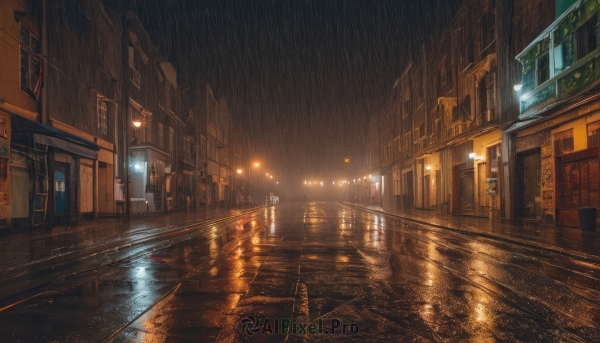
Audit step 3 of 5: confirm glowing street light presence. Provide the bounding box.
[132,119,142,128]
[237,169,242,174]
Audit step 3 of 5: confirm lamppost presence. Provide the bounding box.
[248,162,259,206]
[236,168,242,206]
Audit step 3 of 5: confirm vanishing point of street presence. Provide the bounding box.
[0,203,598,342]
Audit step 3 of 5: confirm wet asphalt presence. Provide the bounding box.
[0,202,599,342]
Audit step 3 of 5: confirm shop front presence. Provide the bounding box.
[11,115,100,228]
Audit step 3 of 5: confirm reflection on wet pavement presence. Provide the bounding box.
[0,202,598,342]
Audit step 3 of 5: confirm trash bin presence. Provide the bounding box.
[578,207,596,231]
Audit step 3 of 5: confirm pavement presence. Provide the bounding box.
[343,202,600,261]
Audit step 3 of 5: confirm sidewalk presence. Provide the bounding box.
[343,202,600,261]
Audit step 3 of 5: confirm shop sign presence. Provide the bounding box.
[485,178,498,195]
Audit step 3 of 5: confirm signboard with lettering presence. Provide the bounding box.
[485,178,498,195]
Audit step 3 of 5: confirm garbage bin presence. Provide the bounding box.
[578,207,596,231]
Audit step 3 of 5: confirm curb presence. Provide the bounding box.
[342,203,600,264]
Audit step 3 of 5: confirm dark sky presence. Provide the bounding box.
[131,0,463,197]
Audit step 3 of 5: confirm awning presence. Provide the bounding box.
[11,115,100,159]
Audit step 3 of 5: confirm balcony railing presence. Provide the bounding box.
[448,120,467,138]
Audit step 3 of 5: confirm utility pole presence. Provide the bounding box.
[121,2,130,221]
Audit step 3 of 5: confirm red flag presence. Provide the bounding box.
[32,57,44,99]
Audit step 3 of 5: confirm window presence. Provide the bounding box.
[128,46,135,68]
[403,99,410,118]
[19,25,40,91]
[128,46,140,88]
[536,53,550,85]
[576,15,598,60]
[588,121,600,148]
[184,137,191,162]
[554,35,575,75]
[480,10,495,50]
[97,99,107,135]
[554,129,574,155]
[419,122,425,138]
[158,123,164,148]
[200,135,206,157]
[98,34,105,66]
[463,35,473,68]
[131,106,151,144]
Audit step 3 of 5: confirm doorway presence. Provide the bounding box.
[98,162,114,214]
[477,163,487,216]
[458,166,475,214]
[404,171,414,209]
[517,149,541,218]
[54,162,69,220]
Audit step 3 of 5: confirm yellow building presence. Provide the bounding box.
[0,0,41,228]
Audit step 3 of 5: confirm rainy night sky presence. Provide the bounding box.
[127,0,463,196]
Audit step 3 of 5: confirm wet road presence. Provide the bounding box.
[1,202,599,342]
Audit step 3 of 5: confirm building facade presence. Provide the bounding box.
[510,0,600,226]
[369,0,555,224]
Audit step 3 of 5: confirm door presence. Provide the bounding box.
[459,168,475,214]
[478,163,487,216]
[54,162,69,216]
[98,163,115,213]
[98,163,107,213]
[404,171,414,209]
[517,149,541,218]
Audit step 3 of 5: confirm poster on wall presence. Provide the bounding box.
[541,144,552,158]
[485,178,498,195]
[542,190,553,209]
[541,157,553,190]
